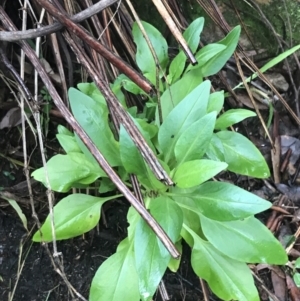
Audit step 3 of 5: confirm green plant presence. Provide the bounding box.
[40,86,52,137]
[292,258,300,287]
[31,17,288,301]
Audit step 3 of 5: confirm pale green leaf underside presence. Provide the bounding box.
[31,153,104,192]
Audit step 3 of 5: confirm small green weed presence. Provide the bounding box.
[32,17,288,301]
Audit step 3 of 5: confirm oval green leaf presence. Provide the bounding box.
[31,153,104,192]
[168,17,205,83]
[56,133,82,154]
[183,17,204,53]
[68,88,121,166]
[215,109,256,130]
[168,51,187,84]
[173,181,271,221]
[201,26,241,77]
[158,80,211,162]
[186,43,226,73]
[156,68,204,123]
[200,215,288,264]
[185,225,259,301]
[216,131,270,178]
[133,21,168,78]
[174,112,216,165]
[120,125,146,176]
[207,91,224,114]
[33,194,113,242]
[173,159,227,188]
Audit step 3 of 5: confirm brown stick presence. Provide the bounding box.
[0,6,179,259]
[35,0,173,185]
[34,0,154,95]
[0,0,119,41]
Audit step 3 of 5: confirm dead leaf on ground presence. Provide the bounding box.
[237,92,269,110]
[271,268,287,301]
[287,274,300,301]
[0,107,21,129]
[281,136,300,165]
[276,184,300,204]
[40,58,61,84]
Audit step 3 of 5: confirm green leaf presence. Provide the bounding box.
[174,112,216,165]
[110,81,127,108]
[57,125,73,136]
[167,17,205,84]
[186,43,226,73]
[74,134,99,167]
[33,194,114,242]
[168,51,187,84]
[136,119,158,140]
[207,91,224,114]
[99,177,116,193]
[56,133,81,153]
[156,68,203,123]
[90,87,107,107]
[158,80,211,162]
[183,17,204,53]
[77,82,108,108]
[200,26,241,77]
[128,106,138,118]
[215,109,256,130]
[173,159,227,188]
[168,240,182,272]
[138,163,168,192]
[216,131,270,178]
[200,215,288,264]
[68,88,121,166]
[127,207,141,241]
[119,125,147,176]
[206,134,225,161]
[77,82,94,95]
[31,153,105,192]
[116,74,144,96]
[185,225,259,301]
[134,197,183,301]
[119,115,157,177]
[133,21,168,79]
[173,181,271,221]
[180,207,201,247]
[294,273,300,288]
[90,239,140,301]
[295,257,300,269]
